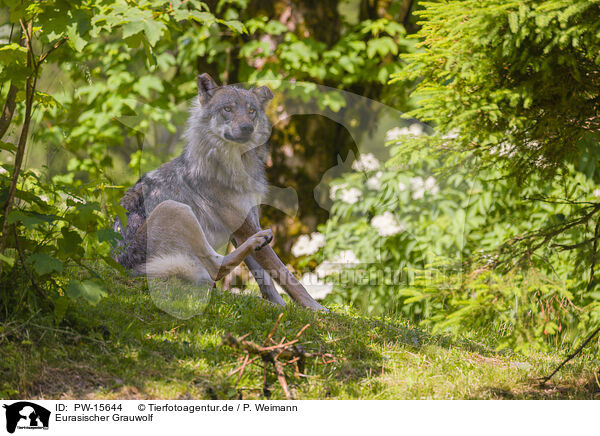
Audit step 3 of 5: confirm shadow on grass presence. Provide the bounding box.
[475,377,600,400]
[2,276,598,400]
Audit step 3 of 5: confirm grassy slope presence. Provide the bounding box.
[1,267,599,400]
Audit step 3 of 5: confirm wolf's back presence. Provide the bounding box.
[112,180,148,269]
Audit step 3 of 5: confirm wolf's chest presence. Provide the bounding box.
[187,189,262,250]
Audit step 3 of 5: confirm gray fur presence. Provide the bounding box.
[113,78,273,268]
[112,74,324,310]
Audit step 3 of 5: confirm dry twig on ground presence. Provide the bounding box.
[222,313,340,399]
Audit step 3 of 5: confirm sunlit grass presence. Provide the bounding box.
[0,264,598,399]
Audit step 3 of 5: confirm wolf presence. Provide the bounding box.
[113,73,325,311]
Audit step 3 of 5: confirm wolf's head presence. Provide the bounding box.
[187,73,273,150]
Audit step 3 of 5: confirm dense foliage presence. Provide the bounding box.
[305,0,600,352]
[2,0,600,358]
[0,0,417,319]
[396,0,600,181]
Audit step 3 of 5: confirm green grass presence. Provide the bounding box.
[1,266,599,400]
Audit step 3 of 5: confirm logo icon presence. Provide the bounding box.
[2,402,50,434]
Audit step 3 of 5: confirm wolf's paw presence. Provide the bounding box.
[250,229,273,251]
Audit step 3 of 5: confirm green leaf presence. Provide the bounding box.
[133,75,164,99]
[189,11,217,26]
[0,252,15,267]
[26,253,64,276]
[7,210,59,229]
[53,295,69,324]
[101,255,125,272]
[124,31,144,48]
[0,141,17,153]
[58,228,83,257]
[508,13,519,34]
[223,19,247,34]
[366,37,397,59]
[96,228,121,244]
[122,20,144,40]
[0,43,27,65]
[70,202,100,230]
[66,23,87,52]
[65,280,107,305]
[142,19,166,47]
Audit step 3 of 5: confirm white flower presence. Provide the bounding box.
[441,129,459,139]
[291,235,312,257]
[534,155,550,168]
[0,167,7,175]
[489,142,516,157]
[593,189,600,197]
[291,232,326,257]
[352,153,380,172]
[315,262,339,278]
[366,171,383,190]
[300,272,333,299]
[385,124,424,141]
[316,250,361,278]
[397,181,407,191]
[424,176,439,195]
[410,176,425,199]
[329,183,347,200]
[371,212,406,237]
[412,189,424,200]
[332,250,360,265]
[310,232,326,249]
[410,176,424,189]
[525,140,542,150]
[409,176,438,199]
[339,187,362,204]
[386,127,404,141]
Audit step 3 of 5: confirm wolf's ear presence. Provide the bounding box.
[197,73,219,103]
[254,86,273,106]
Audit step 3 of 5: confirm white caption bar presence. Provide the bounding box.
[0,400,595,436]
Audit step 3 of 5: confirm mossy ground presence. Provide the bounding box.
[1,265,599,400]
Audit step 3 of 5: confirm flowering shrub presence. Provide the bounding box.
[288,124,600,352]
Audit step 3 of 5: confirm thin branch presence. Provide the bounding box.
[0,28,26,141]
[263,312,284,346]
[234,353,250,388]
[523,196,599,207]
[18,19,37,70]
[586,216,600,292]
[493,204,600,272]
[222,317,331,400]
[540,325,600,384]
[0,84,18,141]
[402,0,415,30]
[13,225,54,309]
[39,36,68,64]
[540,218,600,384]
[274,360,292,399]
[0,19,37,270]
[552,235,600,251]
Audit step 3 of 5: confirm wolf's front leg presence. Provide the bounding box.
[215,229,273,280]
[233,208,327,311]
[242,255,286,306]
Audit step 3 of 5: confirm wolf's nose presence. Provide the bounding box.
[239,123,254,135]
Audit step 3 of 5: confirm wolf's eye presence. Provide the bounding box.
[248,107,255,114]
[224,106,232,112]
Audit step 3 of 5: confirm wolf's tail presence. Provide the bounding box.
[137,254,213,285]
[112,181,148,269]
